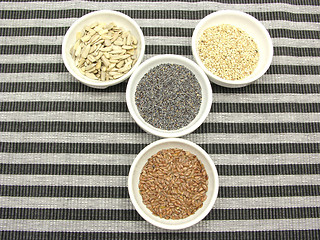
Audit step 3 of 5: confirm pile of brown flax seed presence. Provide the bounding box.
[138,148,208,220]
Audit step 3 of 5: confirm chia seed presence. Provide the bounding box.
[135,63,202,130]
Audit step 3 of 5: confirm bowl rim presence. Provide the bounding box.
[128,138,219,229]
[62,9,145,88]
[126,54,213,138]
[192,9,273,86]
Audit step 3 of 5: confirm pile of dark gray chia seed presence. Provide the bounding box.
[135,63,202,130]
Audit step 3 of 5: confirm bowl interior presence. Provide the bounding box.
[62,10,145,88]
[192,10,273,86]
[126,55,212,138]
[128,138,219,229]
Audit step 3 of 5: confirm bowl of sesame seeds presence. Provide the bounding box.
[192,10,273,88]
[62,10,145,89]
[126,54,212,138]
[128,138,219,229]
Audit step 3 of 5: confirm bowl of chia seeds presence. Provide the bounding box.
[192,10,273,88]
[126,54,212,138]
[128,138,219,229]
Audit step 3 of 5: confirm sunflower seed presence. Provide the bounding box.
[101,71,106,81]
[70,47,75,59]
[99,29,109,35]
[81,45,90,59]
[95,39,105,45]
[108,63,116,71]
[94,26,103,32]
[111,32,119,42]
[70,21,138,81]
[104,39,112,46]
[90,22,99,28]
[132,35,138,45]
[106,22,115,30]
[118,65,130,73]
[89,45,96,54]
[113,73,124,79]
[127,49,135,55]
[122,31,129,38]
[77,58,85,67]
[121,54,131,59]
[87,55,96,63]
[88,29,96,36]
[87,67,96,73]
[110,54,122,60]
[116,60,125,68]
[89,34,100,43]
[114,40,123,46]
[109,50,126,54]
[109,71,119,76]
[85,64,95,71]
[109,59,119,63]
[101,55,110,67]
[95,52,103,61]
[79,68,85,75]
[126,34,132,45]
[122,45,133,50]
[100,47,110,52]
[85,72,98,79]
[76,32,83,40]
[95,60,102,69]
[81,34,91,42]
[75,45,81,57]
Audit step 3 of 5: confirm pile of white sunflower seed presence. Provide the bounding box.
[70,22,138,81]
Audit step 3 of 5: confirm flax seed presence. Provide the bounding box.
[139,148,208,220]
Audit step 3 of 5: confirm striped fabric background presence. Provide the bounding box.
[0,0,319,239]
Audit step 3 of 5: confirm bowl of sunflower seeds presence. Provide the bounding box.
[62,10,145,89]
[128,138,219,229]
[192,10,273,88]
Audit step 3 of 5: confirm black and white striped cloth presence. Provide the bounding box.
[0,1,319,239]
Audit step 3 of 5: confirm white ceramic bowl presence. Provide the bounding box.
[128,138,219,230]
[62,10,145,89]
[126,54,212,138]
[192,10,273,88]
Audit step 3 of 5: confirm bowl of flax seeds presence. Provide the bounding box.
[128,138,219,230]
[192,10,273,88]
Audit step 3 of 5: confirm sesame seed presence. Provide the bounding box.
[197,24,259,81]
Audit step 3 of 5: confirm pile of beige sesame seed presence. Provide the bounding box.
[197,24,259,81]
